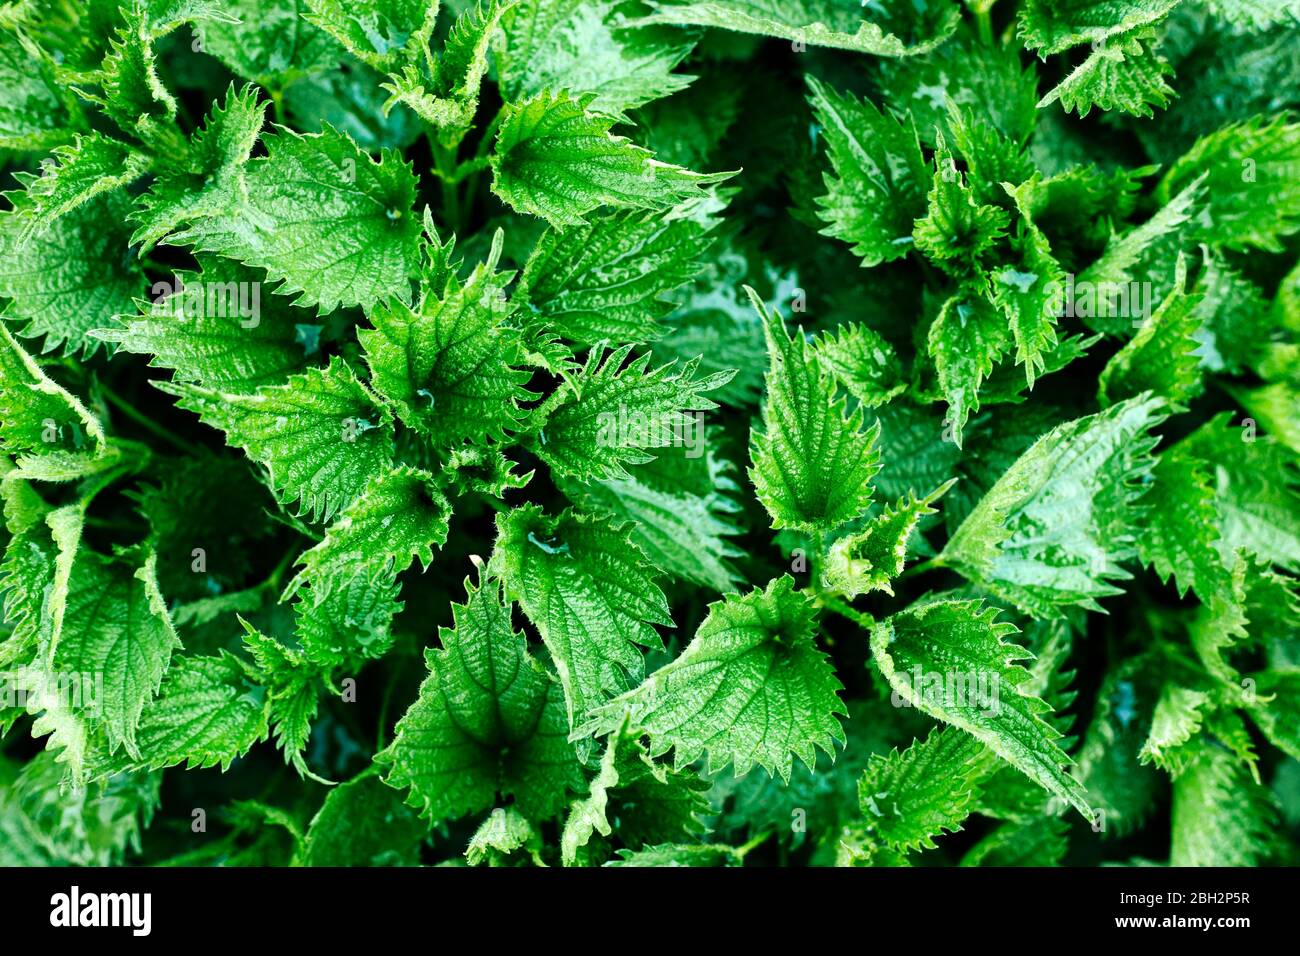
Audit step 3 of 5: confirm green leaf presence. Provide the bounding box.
[583,576,846,781]
[303,772,426,866]
[467,806,543,866]
[170,124,422,314]
[293,565,402,667]
[806,75,929,267]
[303,0,437,70]
[3,133,149,236]
[197,0,342,90]
[1017,0,1179,55]
[241,625,319,775]
[961,817,1070,866]
[376,575,583,823]
[605,841,741,866]
[515,211,712,347]
[116,652,269,773]
[1139,683,1211,773]
[0,28,79,150]
[561,719,708,865]
[129,83,267,253]
[927,289,1011,449]
[812,321,906,409]
[0,324,105,457]
[857,726,988,853]
[748,290,882,534]
[496,0,694,121]
[91,256,310,390]
[1180,413,1300,571]
[1248,670,1300,760]
[1038,26,1174,118]
[490,505,670,723]
[1096,256,1204,407]
[1157,114,1300,253]
[1135,446,1228,602]
[489,90,728,227]
[941,394,1167,618]
[556,452,744,594]
[1170,743,1278,865]
[157,357,395,523]
[360,240,533,446]
[870,598,1093,821]
[287,465,450,595]
[528,342,732,482]
[636,0,959,55]
[823,480,955,598]
[912,144,1010,270]
[0,190,144,356]
[53,549,182,757]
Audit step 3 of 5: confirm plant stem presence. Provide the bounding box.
[735,830,774,860]
[900,556,947,580]
[975,7,994,45]
[98,383,205,456]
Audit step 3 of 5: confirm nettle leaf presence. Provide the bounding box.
[110,652,268,773]
[584,576,846,781]
[91,256,310,391]
[823,480,956,598]
[1096,256,1205,408]
[170,124,422,314]
[377,575,584,824]
[496,0,695,121]
[928,289,1011,449]
[0,324,105,457]
[241,626,317,775]
[528,343,732,482]
[961,817,1070,867]
[54,549,181,757]
[1017,0,1180,55]
[197,0,342,90]
[942,394,1166,618]
[130,83,267,253]
[489,90,728,227]
[0,189,144,357]
[287,466,450,595]
[293,565,402,667]
[557,453,744,594]
[636,0,959,55]
[812,322,906,408]
[1038,26,1175,119]
[0,28,79,150]
[490,505,671,724]
[1180,413,1300,571]
[871,599,1093,821]
[158,357,395,523]
[561,719,709,865]
[749,290,882,534]
[4,133,150,236]
[912,143,1010,271]
[362,246,532,446]
[100,7,178,138]
[1171,743,1279,865]
[303,0,437,70]
[381,0,512,138]
[467,806,543,866]
[807,76,929,267]
[1249,669,1300,760]
[993,184,1066,386]
[857,726,989,853]
[516,211,712,347]
[1135,445,1229,602]
[1157,114,1300,253]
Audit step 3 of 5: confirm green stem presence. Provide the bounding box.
[735,830,774,860]
[900,555,947,580]
[98,383,205,456]
[975,7,994,45]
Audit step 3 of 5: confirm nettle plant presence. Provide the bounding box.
[0,0,1298,868]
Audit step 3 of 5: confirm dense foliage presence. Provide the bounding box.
[1,0,1298,868]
